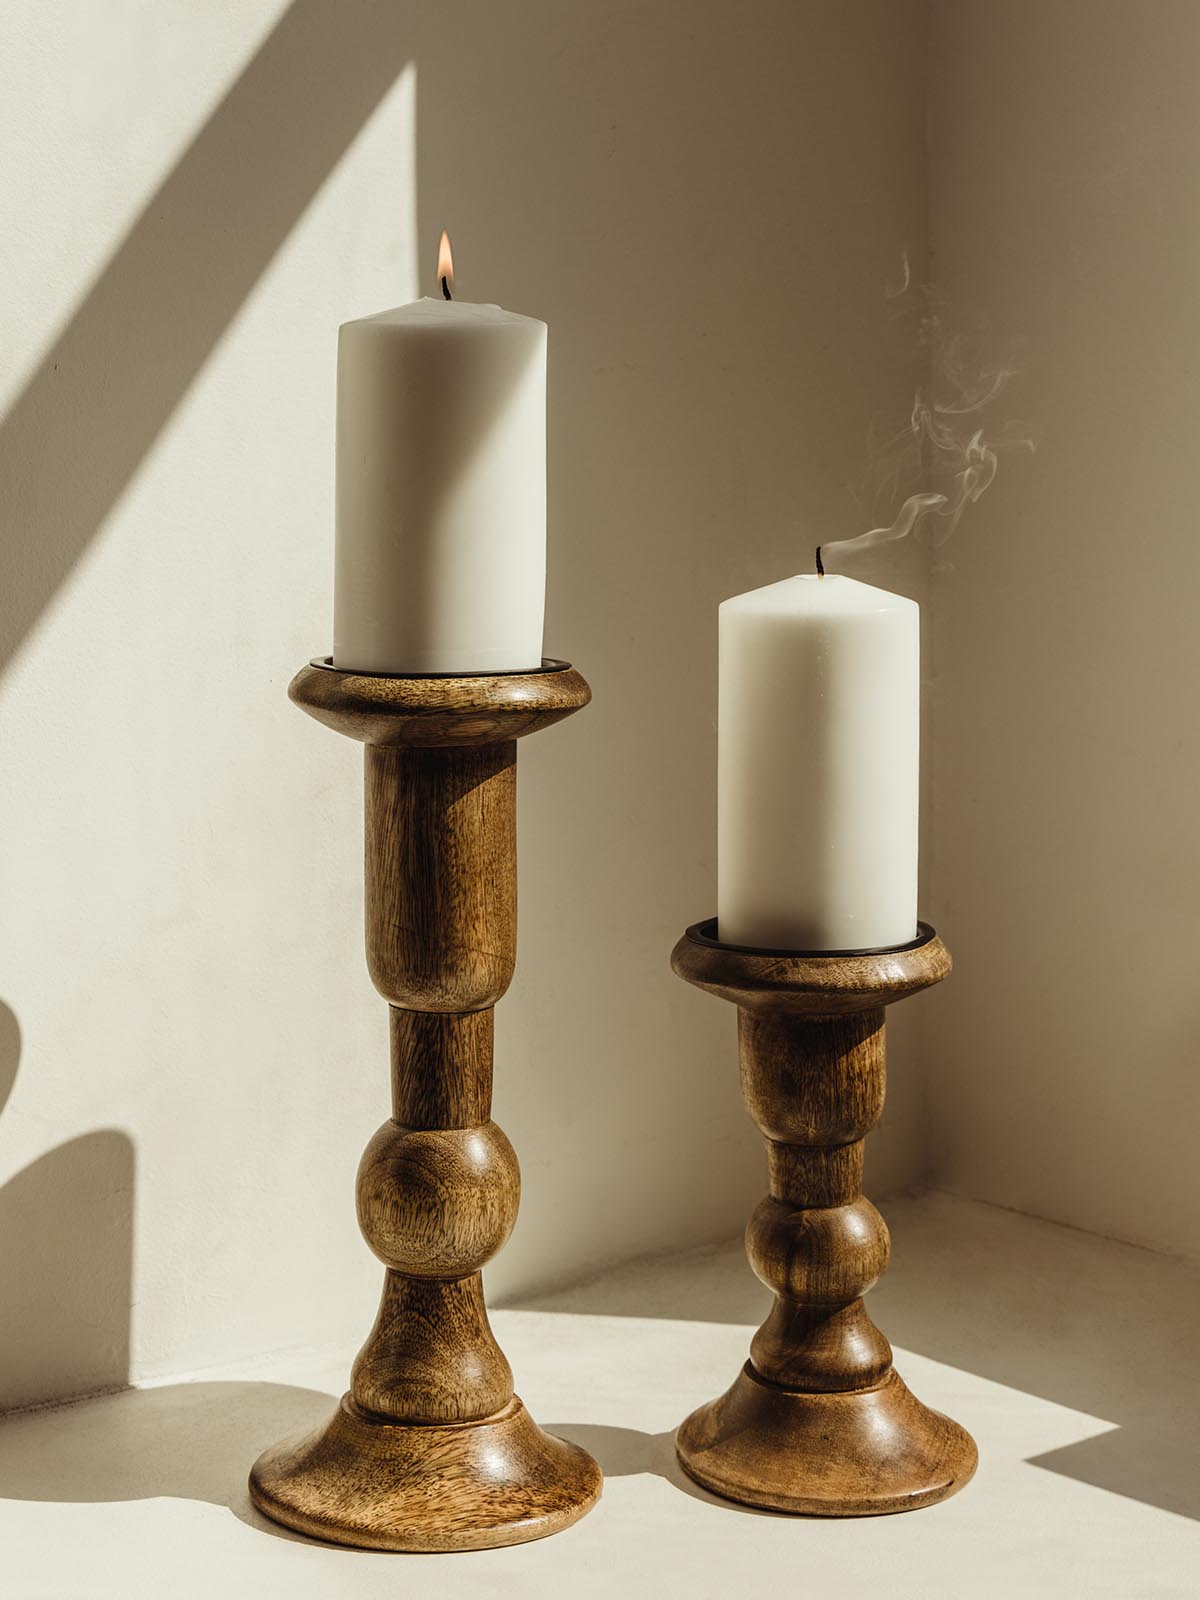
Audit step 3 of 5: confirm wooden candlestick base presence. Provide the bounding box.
[249,659,601,1552]
[671,920,977,1516]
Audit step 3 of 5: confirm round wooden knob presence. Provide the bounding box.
[357,1121,520,1278]
[747,1195,890,1307]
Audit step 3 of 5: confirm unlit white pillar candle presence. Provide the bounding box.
[333,297,547,674]
[717,574,920,951]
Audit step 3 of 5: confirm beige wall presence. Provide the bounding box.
[0,0,930,1407]
[926,0,1200,1260]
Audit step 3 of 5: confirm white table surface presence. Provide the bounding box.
[1,1192,1196,1599]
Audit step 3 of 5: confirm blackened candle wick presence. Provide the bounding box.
[815,545,825,578]
[441,275,453,301]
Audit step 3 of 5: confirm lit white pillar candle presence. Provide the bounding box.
[333,235,546,674]
[717,573,920,951]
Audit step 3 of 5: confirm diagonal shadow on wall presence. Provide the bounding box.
[0,0,414,674]
[0,0,418,1411]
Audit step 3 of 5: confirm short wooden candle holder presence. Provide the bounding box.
[249,658,602,1552]
[671,920,977,1516]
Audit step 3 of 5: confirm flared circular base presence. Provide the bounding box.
[249,1394,602,1552]
[676,1365,977,1516]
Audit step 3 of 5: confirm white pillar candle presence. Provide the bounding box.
[333,242,546,675]
[717,574,920,951]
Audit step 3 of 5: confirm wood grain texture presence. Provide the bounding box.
[288,657,591,749]
[391,1008,493,1128]
[672,918,951,1015]
[671,920,976,1515]
[365,743,516,1011]
[350,1274,513,1423]
[250,661,599,1552]
[356,1119,520,1278]
[250,1396,601,1552]
[676,1368,974,1516]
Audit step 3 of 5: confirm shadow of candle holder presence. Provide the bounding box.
[0,1000,136,1411]
[0,1374,338,1543]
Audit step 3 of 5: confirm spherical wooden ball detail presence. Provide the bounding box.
[746,1195,890,1306]
[357,1121,520,1278]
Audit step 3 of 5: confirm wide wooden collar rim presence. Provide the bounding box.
[672,919,951,1009]
[288,657,591,747]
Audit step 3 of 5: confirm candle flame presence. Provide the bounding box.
[437,230,454,295]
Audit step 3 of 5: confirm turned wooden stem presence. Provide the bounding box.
[352,738,520,1426]
[364,742,517,1012]
[742,1008,892,1392]
[671,920,977,1517]
[248,660,601,1553]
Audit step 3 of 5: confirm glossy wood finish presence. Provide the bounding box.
[671,920,977,1516]
[250,661,600,1552]
[251,1396,598,1553]
[365,742,517,1010]
[287,656,590,748]
[676,1368,972,1517]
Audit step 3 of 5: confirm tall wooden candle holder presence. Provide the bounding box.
[249,658,601,1552]
[671,920,977,1516]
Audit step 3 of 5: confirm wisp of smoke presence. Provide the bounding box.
[818,262,1034,571]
